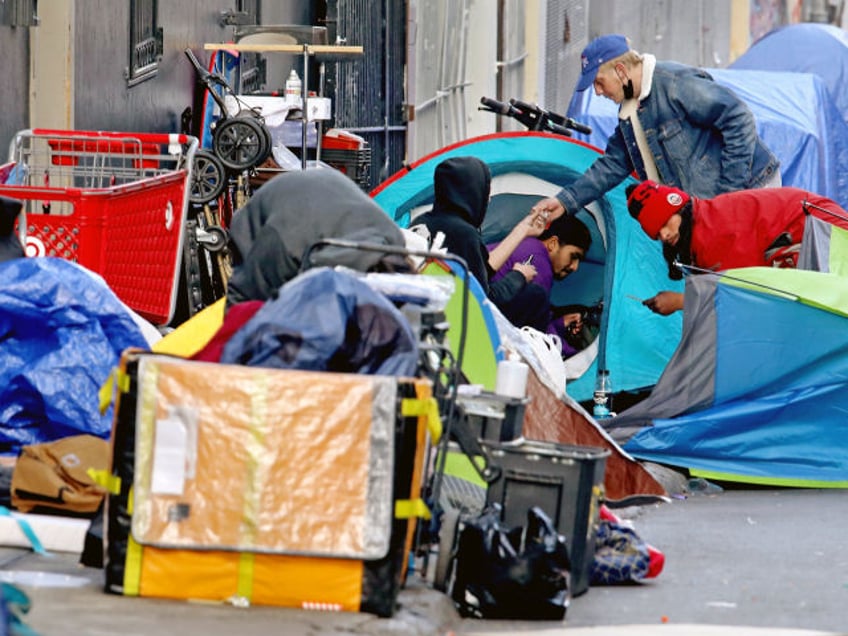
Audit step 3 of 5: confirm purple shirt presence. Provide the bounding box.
[488,237,554,294]
[488,237,580,358]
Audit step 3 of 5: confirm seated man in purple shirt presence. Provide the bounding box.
[489,215,592,357]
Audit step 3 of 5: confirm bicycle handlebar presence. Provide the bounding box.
[479,95,592,137]
[479,96,519,117]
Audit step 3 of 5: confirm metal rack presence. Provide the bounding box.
[205,32,363,170]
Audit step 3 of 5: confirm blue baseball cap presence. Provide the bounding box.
[575,34,630,92]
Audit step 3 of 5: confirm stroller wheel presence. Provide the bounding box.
[213,116,267,171]
[256,117,273,166]
[433,508,461,593]
[189,150,227,204]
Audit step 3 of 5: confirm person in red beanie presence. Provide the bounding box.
[626,179,848,314]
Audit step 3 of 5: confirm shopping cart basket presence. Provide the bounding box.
[0,129,198,325]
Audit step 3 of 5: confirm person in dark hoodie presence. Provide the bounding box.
[409,156,550,328]
[225,168,410,308]
[0,196,24,264]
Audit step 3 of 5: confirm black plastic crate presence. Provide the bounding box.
[321,147,372,190]
[480,439,609,596]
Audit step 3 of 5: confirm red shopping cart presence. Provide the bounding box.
[0,129,198,325]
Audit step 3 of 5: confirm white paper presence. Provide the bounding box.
[151,415,188,495]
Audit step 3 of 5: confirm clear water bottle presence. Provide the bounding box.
[593,369,613,419]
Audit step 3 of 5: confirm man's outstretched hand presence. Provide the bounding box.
[531,197,566,222]
[642,291,684,315]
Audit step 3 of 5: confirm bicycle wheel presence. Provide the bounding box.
[213,116,267,171]
[189,149,228,205]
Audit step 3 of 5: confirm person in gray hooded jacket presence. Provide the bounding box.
[225,168,410,308]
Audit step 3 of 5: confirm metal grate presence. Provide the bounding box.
[323,0,407,186]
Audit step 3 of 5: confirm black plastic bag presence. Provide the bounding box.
[450,504,571,620]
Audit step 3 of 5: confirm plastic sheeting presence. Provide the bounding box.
[131,356,397,558]
[566,68,848,209]
[729,23,848,127]
[0,257,148,453]
[220,267,420,378]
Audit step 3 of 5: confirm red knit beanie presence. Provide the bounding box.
[626,180,691,239]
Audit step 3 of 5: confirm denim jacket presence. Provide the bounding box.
[556,61,780,213]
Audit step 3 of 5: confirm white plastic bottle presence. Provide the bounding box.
[495,351,529,399]
[285,69,302,106]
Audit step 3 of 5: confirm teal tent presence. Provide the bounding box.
[371,132,683,403]
[609,267,848,487]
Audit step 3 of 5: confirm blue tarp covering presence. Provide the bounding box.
[615,267,848,487]
[0,257,148,454]
[729,23,848,126]
[566,67,848,209]
[372,132,683,402]
[220,267,420,377]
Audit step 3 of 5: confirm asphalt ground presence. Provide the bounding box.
[0,486,846,635]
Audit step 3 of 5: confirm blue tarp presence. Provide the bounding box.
[729,23,848,126]
[0,257,148,453]
[566,67,848,209]
[220,267,420,377]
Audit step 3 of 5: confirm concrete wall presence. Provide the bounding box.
[0,21,31,156]
[18,1,311,146]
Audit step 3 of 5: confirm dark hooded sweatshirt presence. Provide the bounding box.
[226,168,409,308]
[409,156,525,307]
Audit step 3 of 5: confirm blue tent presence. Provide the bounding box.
[609,267,848,487]
[729,23,848,126]
[566,67,848,209]
[371,132,684,403]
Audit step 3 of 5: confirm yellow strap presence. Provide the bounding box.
[123,488,142,596]
[236,552,255,601]
[401,397,442,443]
[395,498,431,520]
[98,367,131,415]
[98,371,116,415]
[88,468,121,495]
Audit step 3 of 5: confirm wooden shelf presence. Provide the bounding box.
[204,42,363,58]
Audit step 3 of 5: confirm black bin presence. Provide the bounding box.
[480,439,609,596]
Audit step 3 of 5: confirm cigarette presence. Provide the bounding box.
[625,294,643,302]
[523,255,534,265]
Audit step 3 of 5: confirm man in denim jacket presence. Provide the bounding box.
[534,34,781,220]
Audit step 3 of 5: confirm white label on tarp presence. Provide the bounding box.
[151,409,193,495]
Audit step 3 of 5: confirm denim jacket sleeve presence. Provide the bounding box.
[554,129,634,214]
[662,71,760,193]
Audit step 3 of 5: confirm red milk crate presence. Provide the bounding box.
[0,129,198,325]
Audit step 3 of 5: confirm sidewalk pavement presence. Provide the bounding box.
[1,488,846,635]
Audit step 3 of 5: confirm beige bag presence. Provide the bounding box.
[11,434,109,516]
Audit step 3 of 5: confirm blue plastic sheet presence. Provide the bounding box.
[220,267,419,377]
[0,258,148,454]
